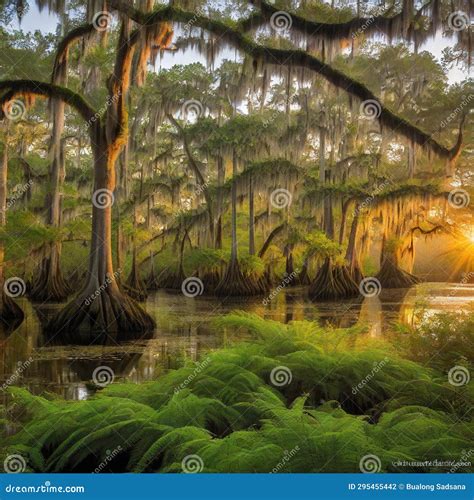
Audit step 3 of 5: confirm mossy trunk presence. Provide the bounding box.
[30,99,69,302]
[248,175,255,256]
[0,133,24,328]
[125,242,148,301]
[46,134,155,341]
[215,152,264,296]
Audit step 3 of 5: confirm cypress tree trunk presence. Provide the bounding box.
[30,98,70,302]
[46,131,155,341]
[248,175,255,256]
[0,128,24,327]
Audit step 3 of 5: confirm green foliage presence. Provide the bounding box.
[391,312,474,372]
[4,314,472,473]
[304,230,343,259]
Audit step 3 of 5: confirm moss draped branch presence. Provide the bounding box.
[108,1,456,160]
[0,80,97,124]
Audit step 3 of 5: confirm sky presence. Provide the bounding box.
[9,3,468,84]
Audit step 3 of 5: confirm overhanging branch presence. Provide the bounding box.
[108,1,455,160]
[0,80,97,124]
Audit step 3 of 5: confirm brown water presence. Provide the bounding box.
[1,282,473,401]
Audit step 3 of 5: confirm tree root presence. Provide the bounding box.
[214,259,267,296]
[29,256,71,302]
[45,287,155,343]
[156,266,186,291]
[376,257,420,289]
[199,270,221,294]
[309,259,360,300]
[125,268,148,301]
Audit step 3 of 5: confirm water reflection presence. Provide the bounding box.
[1,283,473,401]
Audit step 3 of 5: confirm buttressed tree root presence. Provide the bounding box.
[309,258,360,300]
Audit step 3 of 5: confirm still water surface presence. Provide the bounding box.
[1,282,473,401]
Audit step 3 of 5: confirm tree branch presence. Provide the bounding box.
[0,80,97,124]
[108,1,455,160]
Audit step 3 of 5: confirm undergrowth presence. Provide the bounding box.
[2,313,472,473]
